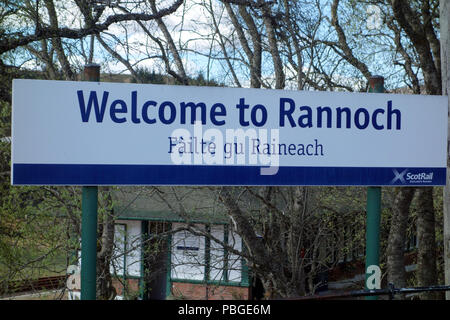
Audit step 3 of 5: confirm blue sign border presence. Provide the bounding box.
[12,164,446,186]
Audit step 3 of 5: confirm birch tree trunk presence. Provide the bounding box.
[440,0,450,301]
[258,0,285,89]
[387,187,415,298]
[416,187,437,299]
[96,189,116,300]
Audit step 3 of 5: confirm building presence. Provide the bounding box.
[110,187,251,300]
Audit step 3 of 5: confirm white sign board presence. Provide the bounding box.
[11,79,448,186]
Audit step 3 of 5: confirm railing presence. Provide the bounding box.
[1,275,67,296]
[290,284,450,300]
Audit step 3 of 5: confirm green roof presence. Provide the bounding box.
[113,186,229,224]
[114,207,229,224]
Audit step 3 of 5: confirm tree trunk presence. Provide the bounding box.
[387,187,415,299]
[238,5,262,89]
[416,187,437,299]
[149,0,189,85]
[440,0,450,300]
[259,1,285,89]
[390,0,442,95]
[96,189,116,300]
[292,186,307,296]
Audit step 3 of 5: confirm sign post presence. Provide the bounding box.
[365,76,384,300]
[80,64,100,300]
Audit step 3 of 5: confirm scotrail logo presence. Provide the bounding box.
[391,169,433,184]
[391,169,408,184]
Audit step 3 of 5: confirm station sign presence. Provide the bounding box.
[11,79,448,186]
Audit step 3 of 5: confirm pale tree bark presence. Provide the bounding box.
[388,0,441,300]
[416,187,437,299]
[390,0,441,95]
[96,2,189,85]
[148,0,189,85]
[331,0,371,81]
[440,0,450,301]
[217,185,333,298]
[43,0,75,80]
[218,187,269,268]
[238,4,262,88]
[258,0,285,89]
[208,0,242,87]
[95,34,145,83]
[223,2,263,88]
[386,17,421,94]
[96,188,117,300]
[282,0,304,90]
[327,0,442,299]
[134,18,187,84]
[291,186,307,296]
[387,187,415,299]
[222,0,283,89]
[19,1,76,80]
[24,40,59,79]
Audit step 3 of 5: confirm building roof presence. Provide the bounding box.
[113,186,230,224]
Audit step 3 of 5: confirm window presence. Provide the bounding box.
[111,224,126,276]
[110,221,142,277]
[171,223,205,280]
[170,223,243,284]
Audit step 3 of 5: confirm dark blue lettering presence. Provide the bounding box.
[299,106,312,128]
[210,103,226,126]
[168,137,177,153]
[131,91,140,124]
[354,108,370,129]
[372,108,385,130]
[236,98,250,126]
[288,144,296,155]
[77,90,109,122]
[142,100,157,124]
[251,104,267,127]
[336,107,351,128]
[279,98,296,127]
[110,99,127,123]
[387,100,401,130]
[159,101,176,124]
[180,102,207,124]
[317,106,332,128]
[315,139,324,156]
[306,144,314,155]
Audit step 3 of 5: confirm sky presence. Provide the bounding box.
[10,0,422,92]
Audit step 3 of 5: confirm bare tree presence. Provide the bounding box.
[0,0,184,54]
[323,0,443,299]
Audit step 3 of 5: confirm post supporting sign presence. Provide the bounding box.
[81,185,98,300]
[364,76,385,300]
[80,64,100,300]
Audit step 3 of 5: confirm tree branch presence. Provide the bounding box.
[0,0,184,55]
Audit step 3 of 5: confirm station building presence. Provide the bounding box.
[109,187,251,300]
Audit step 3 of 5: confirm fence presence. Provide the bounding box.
[291,284,450,300]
